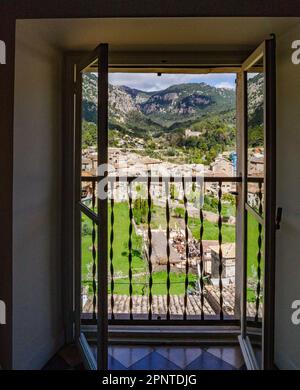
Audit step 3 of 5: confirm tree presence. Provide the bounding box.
[133,197,148,224]
[170,184,178,200]
[173,207,184,218]
[82,121,97,148]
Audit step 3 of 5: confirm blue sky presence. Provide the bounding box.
[109,73,236,92]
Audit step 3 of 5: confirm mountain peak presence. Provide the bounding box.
[82,73,236,127]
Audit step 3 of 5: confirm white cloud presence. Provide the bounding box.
[109,73,236,92]
[215,81,235,90]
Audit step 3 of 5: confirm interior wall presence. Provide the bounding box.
[13,25,63,369]
[275,23,300,370]
[10,17,300,370]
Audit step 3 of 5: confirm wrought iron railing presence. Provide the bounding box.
[79,175,264,325]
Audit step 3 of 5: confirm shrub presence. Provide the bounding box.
[173,207,184,218]
[82,221,92,236]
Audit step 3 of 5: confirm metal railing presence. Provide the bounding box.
[79,175,264,326]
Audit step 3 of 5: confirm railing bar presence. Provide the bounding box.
[81,176,246,183]
[218,180,224,320]
[165,178,171,320]
[247,177,264,183]
[110,180,115,320]
[81,316,241,326]
[255,181,263,322]
[245,203,264,225]
[105,319,240,326]
[147,174,153,320]
[199,207,205,320]
[79,202,98,224]
[91,180,97,320]
[82,175,264,185]
[255,222,263,322]
[127,180,134,320]
[111,281,188,285]
[182,177,189,321]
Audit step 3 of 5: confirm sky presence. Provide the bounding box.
[108,72,236,92]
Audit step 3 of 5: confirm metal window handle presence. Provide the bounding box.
[276,207,282,230]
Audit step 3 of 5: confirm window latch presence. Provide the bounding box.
[276,207,282,230]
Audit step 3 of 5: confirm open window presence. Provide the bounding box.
[238,38,276,370]
[72,39,276,371]
[75,44,109,370]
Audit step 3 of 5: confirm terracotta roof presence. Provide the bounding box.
[81,171,94,177]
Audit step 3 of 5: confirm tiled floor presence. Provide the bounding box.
[44,343,245,370]
[105,345,245,370]
[43,344,85,370]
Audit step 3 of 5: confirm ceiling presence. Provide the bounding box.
[15,17,300,69]
[16,17,300,52]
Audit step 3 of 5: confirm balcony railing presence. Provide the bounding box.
[79,175,264,325]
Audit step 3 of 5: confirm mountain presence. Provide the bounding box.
[81,73,264,162]
[82,73,236,131]
[82,73,264,131]
[246,73,264,146]
[247,73,264,128]
[139,83,235,126]
[82,74,152,124]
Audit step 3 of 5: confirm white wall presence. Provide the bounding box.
[13,25,63,369]
[275,24,300,370]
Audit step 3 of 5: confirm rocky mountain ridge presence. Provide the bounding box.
[82,73,236,128]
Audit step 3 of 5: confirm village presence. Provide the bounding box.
[81,140,264,301]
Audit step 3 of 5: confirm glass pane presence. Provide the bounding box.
[78,59,101,367]
[245,52,265,369]
[79,61,99,322]
[105,72,238,320]
[81,211,98,317]
[247,57,264,215]
[246,211,264,367]
[81,62,98,210]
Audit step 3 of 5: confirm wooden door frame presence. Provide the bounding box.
[239,37,276,370]
[63,55,245,370]
[263,37,276,370]
[74,44,109,370]
[0,1,15,370]
[63,46,275,370]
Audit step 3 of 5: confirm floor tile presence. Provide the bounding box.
[108,354,128,370]
[205,346,244,369]
[50,344,245,371]
[43,354,71,370]
[155,346,203,369]
[58,344,83,367]
[129,351,181,370]
[108,345,154,368]
[185,350,236,370]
